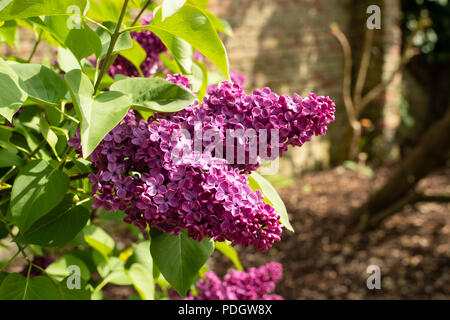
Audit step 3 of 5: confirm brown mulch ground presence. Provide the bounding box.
[210,165,450,300]
[3,165,448,300]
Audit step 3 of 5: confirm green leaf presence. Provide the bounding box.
[64,24,102,61]
[146,4,229,78]
[110,77,196,113]
[162,0,187,21]
[0,272,7,286]
[21,194,89,247]
[43,16,102,61]
[0,20,17,46]
[82,66,113,91]
[8,63,68,105]
[191,60,208,101]
[58,277,91,300]
[0,222,8,239]
[0,0,88,21]
[87,0,129,22]
[0,58,27,122]
[0,274,61,300]
[57,47,81,72]
[214,241,243,271]
[46,255,90,281]
[150,229,214,297]
[120,39,146,76]
[248,172,294,232]
[83,225,115,258]
[65,69,132,158]
[10,159,70,232]
[94,254,131,285]
[0,149,24,167]
[127,263,154,300]
[98,208,126,222]
[96,22,133,59]
[187,0,209,8]
[127,241,152,272]
[158,34,193,74]
[39,115,59,159]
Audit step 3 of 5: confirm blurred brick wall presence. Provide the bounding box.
[209,0,402,173]
[0,0,402,173]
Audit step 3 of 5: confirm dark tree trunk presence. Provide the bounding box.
[349,106,450,228]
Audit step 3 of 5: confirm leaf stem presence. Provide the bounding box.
[70,172,91,181]
[81,16,113,35]
[93,0,130,94]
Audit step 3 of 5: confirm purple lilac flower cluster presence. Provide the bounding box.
[69,111,282,251]
[184,262,283,300]
[107,15,166,78]
[165,80,336,173]
[20,255,53,278]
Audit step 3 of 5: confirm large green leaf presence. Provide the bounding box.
[248,172,294,232]
[150,229,214,297]
[65,69,132,158]
[156,32,194,74]
[0,273,89,300]
[10,159,70,232]
[110,77,196,113]
[0,149,24,167]
[57,47,81,72]
[83,225,115,258]
[64,24,102,61]
[127,263,154,300]
[87,0,129,22]
[21,194,89,247]
[146,4,229,78]
[162,0,187,21]
[94,254,131,285]
[191,60,208,101]
[0,274,61,300]
[8,63,68,105]
[127,241,152,271]
[44,17,102,61]
[120,39,146,76]
[0,58,27,122]
[0,0,88,21]
[46,254,90,281]
[0,20,17,46]
[39,115,59,158]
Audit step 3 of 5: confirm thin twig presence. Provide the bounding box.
[131,0,152,27]
[93,0,130,94]
[27,30,42,63]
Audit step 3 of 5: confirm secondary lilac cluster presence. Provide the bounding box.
[70,111,282,251]
[165,80,336,173]
[20,255,53,278]
[184,263,283,300]
[107,15,166,78]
